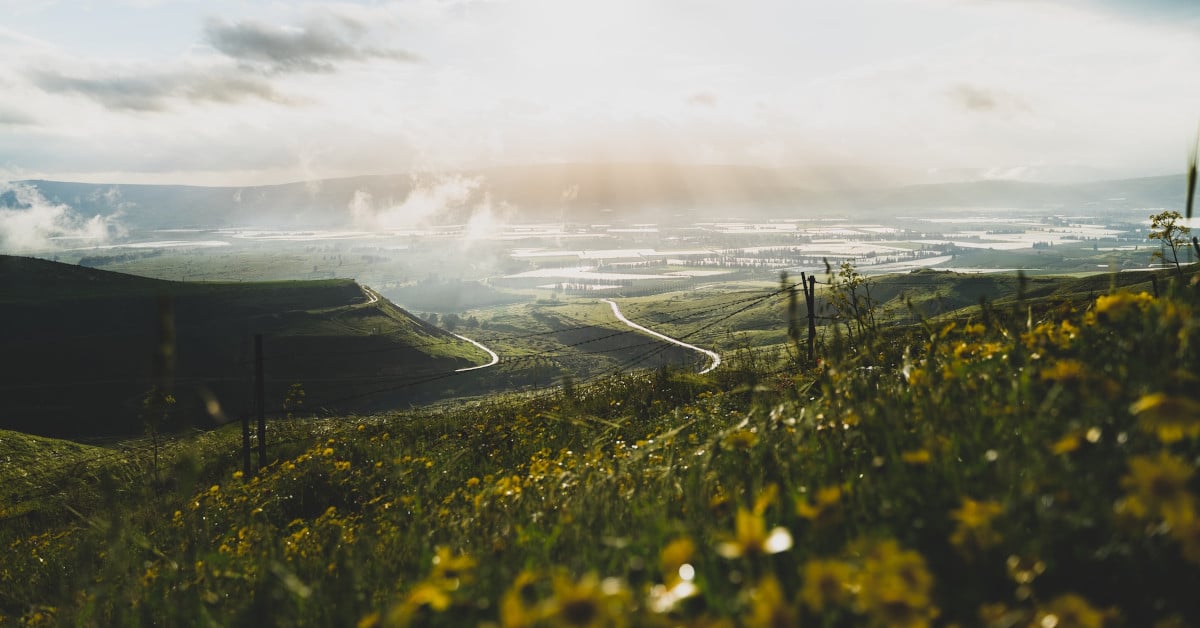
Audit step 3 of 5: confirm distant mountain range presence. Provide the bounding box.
[4,163,1189,230]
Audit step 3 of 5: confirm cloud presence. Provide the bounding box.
[204,16,420,75]
[0,106,35,126]
[947,84,1030,115]
[29,67,292,112]
[0,181,124,252]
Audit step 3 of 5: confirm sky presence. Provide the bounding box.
[0,0,1198,186]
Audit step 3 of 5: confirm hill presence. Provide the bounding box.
[0,255,490,438]
[1,269,1197,625]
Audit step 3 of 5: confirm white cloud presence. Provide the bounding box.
[0,181,124,252]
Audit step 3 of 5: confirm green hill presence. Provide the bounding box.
[0,255,490,438]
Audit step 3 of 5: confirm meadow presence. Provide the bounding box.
[2,260,1198,626]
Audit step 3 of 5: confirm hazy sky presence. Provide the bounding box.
[1,0,1198,186]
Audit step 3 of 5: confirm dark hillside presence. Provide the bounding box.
[0,256,484,439]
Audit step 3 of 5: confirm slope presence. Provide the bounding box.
[0,255,490,439]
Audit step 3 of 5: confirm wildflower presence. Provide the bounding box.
[1033,594,1107,628]
[949,498,1004,553]
[500,571,541,628]
[854,539,937,628]
[1130,393,1200,444]
[745,575,797,628]
[1051,432,1081,455]
[901,449,931,466]
[725,429,758,450]
[431,546,476,589]
[659,537,695,585]
[545,572,628,627]
[800,558,854,612]
[796,485,843,525]
[1041,359,1085,384]
[717,508,793,559]
[1120,451,1195,525]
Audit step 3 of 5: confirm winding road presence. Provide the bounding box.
[602,299,721,375]
[452,333,501,372]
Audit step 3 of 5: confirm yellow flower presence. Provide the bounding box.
[745,575,797,628]
[796,485,843,525]
[725,429,758,450]
[1033,594,1107,628]
[1130,393,1200,444]
[800,558,854,612]
[854,539,937,628]
[1092,291,1154,323]
[1120,451,1195,525]
[431,546,476,589]
[1041,359,1085,384]
[659,537,695,586]
[1051,432,1081,455]
[497,572,538,627]
[901,449,931,466]
[545,572,629,627]
[717,508,793,559]
[949,498,1004,553]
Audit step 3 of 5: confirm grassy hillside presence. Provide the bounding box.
[1,268,1197,625]
[0,255,487,439]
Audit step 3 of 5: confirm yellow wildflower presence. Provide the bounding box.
[500,571,542,628]
[796,485,843,525]
[431,546,476,589]
[745,575,797,628]
[901,449,931,466]
[800,558,854,612]
[1120,451,1195,525]
[854,538,937,628]
[1130,393,1200,444]
[545,572,629,627]
[659,537,695,586]
[717,508,793,559]
[1041,359,1085,384]
[949,498,1004,553]
[725,429,758,450]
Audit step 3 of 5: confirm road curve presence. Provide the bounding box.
[361,286,381,304]
[602,299,721,375]
[452,333,501,372]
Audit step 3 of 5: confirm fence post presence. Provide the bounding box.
[241,411,251,477]
[255,334,266,470]
[805,274,817,362]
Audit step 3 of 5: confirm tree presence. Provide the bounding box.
[1148,210,1191,279]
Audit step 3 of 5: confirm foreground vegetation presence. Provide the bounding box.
[2,267,1199,626]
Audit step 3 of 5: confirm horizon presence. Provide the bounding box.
[1,0,1199,188]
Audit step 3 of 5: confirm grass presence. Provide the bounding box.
[2,264,1199,626]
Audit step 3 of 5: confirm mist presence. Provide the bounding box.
[0,182,123,253]
[348,174,484,230]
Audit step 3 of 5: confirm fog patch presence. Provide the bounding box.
[0,182,124,252]
[349,174,483,229]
